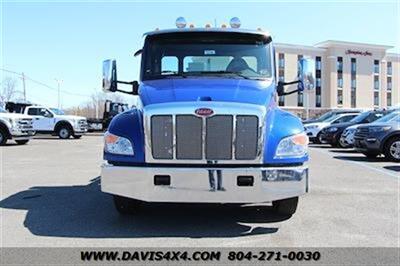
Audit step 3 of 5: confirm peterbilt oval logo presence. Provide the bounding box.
[195,108,214,116]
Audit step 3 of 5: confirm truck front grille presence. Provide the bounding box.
[150,114,259,161]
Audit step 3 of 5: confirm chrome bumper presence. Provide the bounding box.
[101,164,308,203]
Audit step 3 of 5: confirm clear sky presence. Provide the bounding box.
[1,0,399,108]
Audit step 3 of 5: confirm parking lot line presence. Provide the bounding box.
[310,147,400,179]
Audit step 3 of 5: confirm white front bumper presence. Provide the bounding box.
[101,164,308,203]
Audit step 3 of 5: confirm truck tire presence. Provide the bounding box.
[384,136,400,162]
[58,126,72,139]
[113,195,143,215]
[272,197,298,216]
[314,132,322,144]
[15,140,29,145]
[73,135,82,139]
[0,129,7,145]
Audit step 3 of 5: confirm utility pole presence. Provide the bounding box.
[55,78,63,109]
[21,72,27,102]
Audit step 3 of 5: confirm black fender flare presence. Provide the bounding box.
[0,121,11,139]
[54,120,74,133]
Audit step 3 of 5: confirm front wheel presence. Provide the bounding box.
[272,197,298,216]
[314,132,322,144]
[384,137,400,162]
[113,195,143,215]
[15,139,29,145]
[58,126,72,139]
[0,129,7,145]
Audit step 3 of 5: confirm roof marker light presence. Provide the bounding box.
[189,23,195,28]
[205,23,211,28]
[230,17,241,28]
[175,17,187,28]
[221,23,227,28]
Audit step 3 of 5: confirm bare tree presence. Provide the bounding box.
[0,77,18,103]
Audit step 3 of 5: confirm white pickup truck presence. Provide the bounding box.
[0,106,35,145]
[16,105,88,139]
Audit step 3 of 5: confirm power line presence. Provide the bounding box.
[0,68,92,98]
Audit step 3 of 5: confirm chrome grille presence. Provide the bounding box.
[235,115,259,160]
[151,115,173,159]
[176,115,202,159]
[150,114,259,161]
[206,115,233,160]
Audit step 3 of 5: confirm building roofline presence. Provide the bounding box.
[274,42,326,52]
[315,40,393,50]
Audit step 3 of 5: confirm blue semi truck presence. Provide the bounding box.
[101,18,315,217]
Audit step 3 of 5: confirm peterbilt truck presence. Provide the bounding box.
[101,18,314,217]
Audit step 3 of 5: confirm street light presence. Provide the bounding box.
[54,78,63,109]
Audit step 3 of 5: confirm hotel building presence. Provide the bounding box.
[275,40,399,117]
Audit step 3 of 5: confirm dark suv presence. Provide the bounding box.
[320,110,388,147]
[354,115,400,161]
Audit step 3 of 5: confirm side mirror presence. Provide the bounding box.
[298,58,316,91]
[102,59,117,92]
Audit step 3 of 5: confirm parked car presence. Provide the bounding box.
[340,111,400,148]
[6,102,88,139]
[320,110,388,147]
[0,106,35,145]
[354,115,400,161]
[302,109,361,125]
[304,113,359,144]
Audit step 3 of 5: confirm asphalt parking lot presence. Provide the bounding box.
[0,134,398,247]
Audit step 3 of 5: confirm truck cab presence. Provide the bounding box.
[101,18,315,217]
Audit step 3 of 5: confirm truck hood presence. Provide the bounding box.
[139,78,275,106]
[0,112,32,119]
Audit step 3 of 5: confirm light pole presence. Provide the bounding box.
[54,78,63,109]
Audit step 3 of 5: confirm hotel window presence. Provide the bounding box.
[278,53,285,106]
[337,89,343,105]
[374,75,379,90]
[387,62,392,76]
[387,76,392,90]
[387,92,392,106]
[374,91,379,106]
[374,60,380,74]
[351,58,356,74]
[315,56,322,107]
[297,54,303,107]
[337,57,343,72]
[337,72,343,88]
[278,53,285,69]
[351,58,356,108]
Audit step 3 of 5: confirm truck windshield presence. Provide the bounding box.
[143,32,273,81]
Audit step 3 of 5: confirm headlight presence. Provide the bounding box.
[275,132,309,158]
[327,127,338,132]
[369,126,391,132]
[104,132,134,155]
